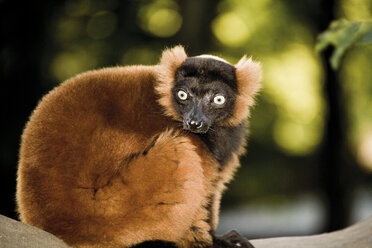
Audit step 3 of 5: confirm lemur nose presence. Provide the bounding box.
[187,120,203,129]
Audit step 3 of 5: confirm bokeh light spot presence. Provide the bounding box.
[121,47,159,65]
[51,51,98,82]
[263,44,324,155]
[138,0,182,38]
[340,0,372,21]
[147,9,182,37]
[65,0,91,17]
[212,12,250,47]
[87,11,117,39]
[54,18,83,42]
[358,131,372,172]
[273,120,318,155]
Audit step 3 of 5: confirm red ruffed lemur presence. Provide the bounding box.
[16,46,262,248]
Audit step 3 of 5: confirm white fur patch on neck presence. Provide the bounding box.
[196,55,231,65]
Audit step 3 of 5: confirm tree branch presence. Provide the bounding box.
[0,215,71,248]
[251,217,372,248]
[1,214,371,248]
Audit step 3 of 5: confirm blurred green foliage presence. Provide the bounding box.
[316,19,372,69]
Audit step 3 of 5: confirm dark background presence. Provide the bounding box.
[1,0,372,238]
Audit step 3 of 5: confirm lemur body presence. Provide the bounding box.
[16,46,261,248]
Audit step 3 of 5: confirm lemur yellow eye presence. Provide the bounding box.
[213,95,225,105]
[177,90,188,100]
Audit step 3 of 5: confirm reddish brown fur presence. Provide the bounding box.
[16,46,261,248]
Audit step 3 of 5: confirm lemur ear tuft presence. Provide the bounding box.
[223,56,262,126]
[156,46,188,120]
[235,56,262,98]
[159,45,188,68]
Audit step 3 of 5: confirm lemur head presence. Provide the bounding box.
[171,56,237,133]
[156,46,262,133]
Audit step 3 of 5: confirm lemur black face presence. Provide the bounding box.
[172,57,237,133]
